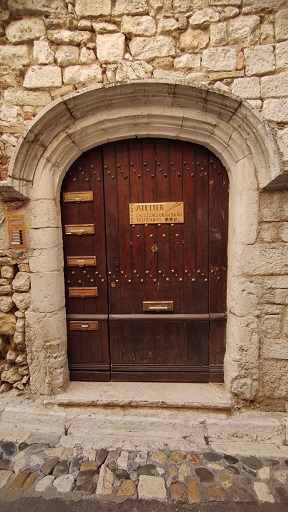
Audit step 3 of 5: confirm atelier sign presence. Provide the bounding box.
[129,202,184,225]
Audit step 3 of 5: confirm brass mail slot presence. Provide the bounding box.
[69,287,98,298]
[63,191,93,203]
[143,301,174,312]
[70,321,98,331]
[65,224,95,235]
[67,256,97,267]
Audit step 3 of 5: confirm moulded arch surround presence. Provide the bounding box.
[6,79,283,199]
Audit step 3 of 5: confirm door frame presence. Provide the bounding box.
[4,80,283,399]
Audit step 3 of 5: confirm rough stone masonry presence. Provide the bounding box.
[0,0,287,411]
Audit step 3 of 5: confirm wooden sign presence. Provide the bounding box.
[63,191,93,203]
[65,224,95,235]
[129,202,184,225]
[67,256,97,267]
[68,287,98,298]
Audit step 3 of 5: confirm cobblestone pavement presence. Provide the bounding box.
[0,434,288,510]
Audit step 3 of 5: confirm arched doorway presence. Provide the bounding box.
[61,138,228,383]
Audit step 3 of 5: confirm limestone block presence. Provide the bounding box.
[261,72,288,99]
[1,266,14,279]
[202,47,237,71]
[23,66,62,89]
[0,45,30,66]
[260,192,288,222]
[8,0,67,15]
[153,69,185,79]
[0,312,16,335]
[230,279,262,317]
[12,292,31,312]
[275,41,288,71]
[96,465,114,495]
[33,41,54,64]
[231,77,260,99]
[30,200,62,229]
[0,297,13,313]
[55,46,80,67]
[174,54,200,69]
[262,315,281,339]
[263,99,288,123]
[158,18,179,33]
[75,0,112,16]
[113,0,148,16]
[6,350,18,363]
[63,64,102,84]
[47,30,91,46]
[258,224,278,242]
[53,474,74,492]
[241,244,288,275]
[261,360,288,398]
[12,272,31,293]
[29,248,63,273]
[121,16,156,36]
[210,22,228,46]
[275,9,288,42]
[92,22,118,33]
[6,18,45,44]
[4,89,51,106]
[261,22,274,44]
[209,0,240,5]
[1,366,22,384]
[242,0,286,13]
[30,272,65,313]
[149,0,163,11]
[244,45,275,76]
[179,28,209,52]
[262,339,288,360]
[0,285,12,295]
[174,0,202,11]
[228,15,260,46]
[80,48,96,64]
[189,8,219,28]
[97,33,125,63]
[138,475,167,501]
[279,222,288,242]
[220,7,240,20]
[0,105,22,124]
[116,60,153,80]
[130,36,175,61]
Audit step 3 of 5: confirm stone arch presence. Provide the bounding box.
[4,80,284,396]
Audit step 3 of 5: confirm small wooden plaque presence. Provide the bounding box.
[129,202,184,225]
[68,287,98,298]
[63,191,93,203]
[70,321,99,331]
[65,224,95,235]
[67,256,97,267]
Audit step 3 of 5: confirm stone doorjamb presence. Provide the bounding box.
[1,80,284,397]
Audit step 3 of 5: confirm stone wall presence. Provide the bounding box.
[0,0,287,408]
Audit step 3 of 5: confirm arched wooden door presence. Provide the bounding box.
[61,139,228,382]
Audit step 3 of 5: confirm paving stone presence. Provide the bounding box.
[195,467,214,482]
[275,487,288,504]
[226,465,240,475]
[170,482,186,502]
[53,474,75,493]
[113,469,129,480]
[207,485,230,502]
[25,433,60,446]
[150,451,168,464]
[70,457,82,476]
[22,471,39,490]
[207,462,223,471]
[9,470,30,489]
[0,459,13,471]
[138,475,167,502]
[166,466,178,486]
[186,453,202,465]
[0,442,17,457]
[135,464,156,476]
[76,478,97,494]
[76,469,97,487]
[224,454,238,464]
[117,479,136,497]
[234,487,256,502]
[215,472,234,488]
[106,450,119,470]
[35,475,55,492]
[0,470,13,489]
[96,465,114,496]
[135,452,147,465]
[241,456,263,470]
[254,482,275,503]
[22,444,49,455]
[80,460,98,471]
[203,452,222,462]
[266,458,279,467]
[187,479,201,503]
[274,469,288,483]
[41,457,59,475]
[117,451,129,470]
[178,463,190,482]
[258,466,270,480]
[53,460,69,476]
[18,443,29,452]
[169,451,185,464]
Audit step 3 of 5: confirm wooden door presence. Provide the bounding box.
[61,139,228,383]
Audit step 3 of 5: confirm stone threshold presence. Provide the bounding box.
[44,382,232,411]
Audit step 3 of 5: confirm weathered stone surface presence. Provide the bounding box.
[12,272,30,292]
[6,350,18,362]
[228,15,260,46]
[0,441,17,457]
[187,479,201,503]
[0,312,16,335]
[189,8,219,28]
[92,21,118,33]
[138,475,167,501]
[4,89,51,106]
[254,482,275,503]
[12,293,30,312]
[35,475,55,492]
[179,28,209,52]
[232,77,260,99]
[41,457,59,475]
[55,46,79,67]
[275,9,288,42]
[234,487,255,502]
[170,481,186,502]
[275,41,288,71]
[0,297,13,313]
[220,7,240,20]
[97,33,125,63]
[96,465,114,495]
[244,45,275,76]
[0,106,21,125]
[151,451,168,464]
[0,45,30,66]
[263,99,288,123]
[23,66,62,89]
[195,468,214,482]
[169,452,185,464]
[153,69,185,79]
[0,470,13,490]
[202,47,237,71]
[47,30,91,46]
[75,0,112,16]
[174,54,200,69]
[6,18,45,44]
[117,479,136,496]
[113,0,148,16]
[33,41,54,65]
[80,48,96,64]
[261,72,288,98]
[8,0,66,15]
[121,15,156,36]
[135,464,156,476]
[9,470,30,489]
[1,366,22,384]
[207,485,230,502]
[95,448,108,468]
[116,60,152,80]
[158,18,179,33]
[63,64,102,84]
[210,22,228,45]
[130,36,175,61]
[53,460,69,477]
[53,474,74,492]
